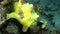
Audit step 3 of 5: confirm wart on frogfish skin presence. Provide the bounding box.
[21,0,25,5]
[19,12,24,19]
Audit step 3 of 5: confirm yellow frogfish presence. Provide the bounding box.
[7,0,39,32]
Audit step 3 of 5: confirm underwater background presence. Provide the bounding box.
[0,0,60,34]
